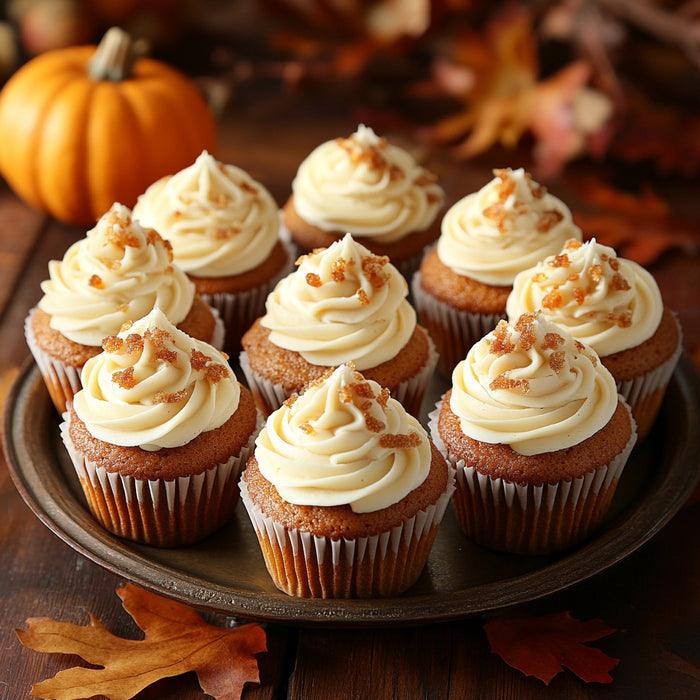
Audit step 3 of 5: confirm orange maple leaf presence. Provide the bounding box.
[16,583,267,700]
[484,610,619,685]
[424,5,612,175]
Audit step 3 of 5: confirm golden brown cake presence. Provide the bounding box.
[25,203,223,414]
[60,308,259,547]
[281,125,444,279]
[430,312,637,555]
[506,238,682,440]
[240,234,437,417]
[239,364,454,598]
[412,168,582,376]
[133,150,293,352]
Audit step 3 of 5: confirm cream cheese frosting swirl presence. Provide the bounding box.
[291,124,444,243]
[255,364,431,512]
[132,150,280,278]
[73,308,240,451]
[437,168,582,286]
[261,234,416,370]
[38,203,195,346]
[450,312,618,455]
[506,238,663,356]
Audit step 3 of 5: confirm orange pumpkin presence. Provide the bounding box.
[0,26,217,225]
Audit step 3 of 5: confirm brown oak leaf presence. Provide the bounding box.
[15,583,267,700]
[484,610,618,685]
[573,179,700,266]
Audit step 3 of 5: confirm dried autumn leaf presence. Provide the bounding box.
[573,179,700,266]
[424,5,613,175]
[484,610,619,685]
[16,583,267,700]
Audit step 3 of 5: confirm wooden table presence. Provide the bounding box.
[1,95,699,700]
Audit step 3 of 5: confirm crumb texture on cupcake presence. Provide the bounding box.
[437,168,582,286]
[38,203,195,346]
[133,150,281,278]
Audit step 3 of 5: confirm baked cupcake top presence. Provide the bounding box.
[290,124,444,244]
[132,150,280,278]
[260,233,416,370]
[38,203,195,347]
[437,168,582,286]
[254,363,432,513]
[450,312,618,455]
[73,307,240,451]
[506,238,664,356]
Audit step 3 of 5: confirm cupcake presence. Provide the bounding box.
[133,150,294,352]
[25,203,224,414]
[240,233,438,417]
[239,363,454,598]
[506,238,682,440]
[281,124,444,278]
[430,312,637,555]
[60,308,259,547]
[412,168,582,376]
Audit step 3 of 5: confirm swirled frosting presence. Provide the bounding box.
[73,308,240,451]
[261,234,416,370]
[450,312,618,455]
[291,124,444,243]
[255,364,431,512]
[506,238,663,356]
[132,150,280,278]
[437,168,582,286]
[38,203,195,346]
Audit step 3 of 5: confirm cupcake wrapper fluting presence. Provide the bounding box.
[239,333,439,419]
[614,314,682,442]
[200,237,295,355]
[429,399,638,555]
[238,471,455,598]
[25,308,82,415]
[60,409,261,547]
[411,271,505,378]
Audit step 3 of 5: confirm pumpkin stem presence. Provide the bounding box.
[88,27,145,81]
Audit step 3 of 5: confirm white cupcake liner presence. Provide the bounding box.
[25,307,83,414]
[239,333,439,418]
[411,271,505,376]
[238,469,455,598]
[60,409,262,547]
[612,314,682,441]
[200,238,295,354]
[428,396,637,555]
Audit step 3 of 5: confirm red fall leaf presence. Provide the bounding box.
[15,583,267,700]
[484,610,619,685]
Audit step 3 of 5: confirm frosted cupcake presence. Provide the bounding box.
[25,203,224,414]
[282,124,444,278]
[61,308,259,547]
[506,238,682,440]
[133,150,293,351]
[412,168,582,376]
[431,312,637,555]
[240,233,437,417]
[240,363,454,598]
